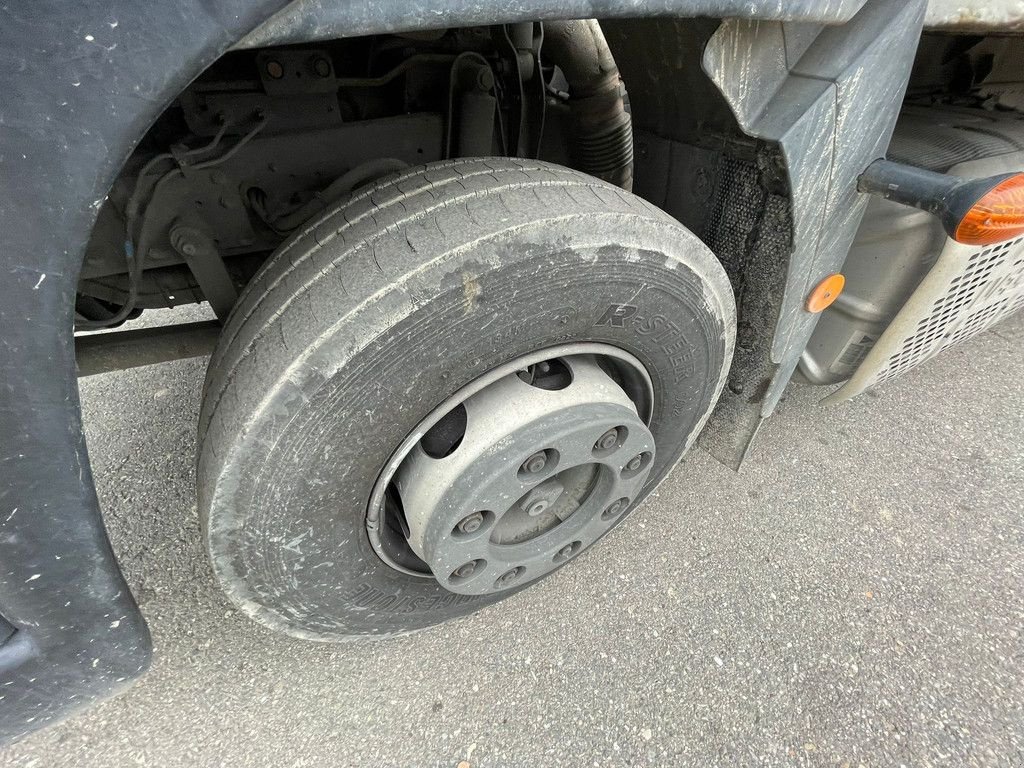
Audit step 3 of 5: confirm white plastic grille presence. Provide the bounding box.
[873,238,1023,384]
[829,235,1024,401]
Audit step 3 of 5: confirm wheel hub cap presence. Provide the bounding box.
[393,355,655,595]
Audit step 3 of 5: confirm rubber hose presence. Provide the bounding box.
[543,19,633,191]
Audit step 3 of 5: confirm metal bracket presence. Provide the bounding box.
[169,222,239,321]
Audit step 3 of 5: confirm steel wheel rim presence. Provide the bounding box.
[365,343,655,582]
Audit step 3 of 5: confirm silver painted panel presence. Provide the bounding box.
[235,0,869,50]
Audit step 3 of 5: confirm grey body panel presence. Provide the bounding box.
[699,0,927,467]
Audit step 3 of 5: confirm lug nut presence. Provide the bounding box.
[625,454,644,472]
[453,561,478,579]
[602,497,629,520]
[553,541,581,563]
[595,428,619,452]
[456,512,484,534]
[522,451,547,475]
[495,567,523,588]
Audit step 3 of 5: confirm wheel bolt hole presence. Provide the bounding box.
[621,451,652,479]
[592,425,629,457]
[494,566,525,589]
[602,497,630,521]
[518,448,559,480]
[452,510,494,538]
[450,559,486,582]
[553,541,582,563]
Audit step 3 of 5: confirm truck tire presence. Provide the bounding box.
[197,158,735,640]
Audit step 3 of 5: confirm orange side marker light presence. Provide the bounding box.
[806,273,845,313]
[954,173,1024,246]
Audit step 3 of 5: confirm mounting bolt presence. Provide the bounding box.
[475,67,495,92]
[169,225,205,259]
[312,57,331,78]
[265,59,284,79]
[557,543,576,559]
[595,428,619,452]
[522,451,547,475]
[456,512,484,535]
[453,561,478,579]
[625,454,644,472]
[527,500,549,517]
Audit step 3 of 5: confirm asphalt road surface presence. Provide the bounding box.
[3,308,1023,767]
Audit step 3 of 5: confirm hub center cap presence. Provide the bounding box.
[393,355,655,595]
